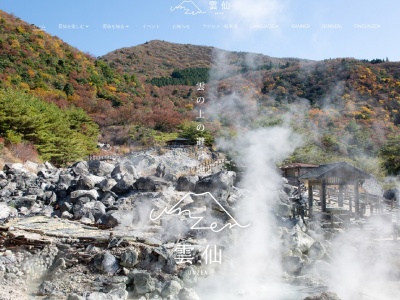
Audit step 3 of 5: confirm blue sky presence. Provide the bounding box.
[1,0,399,61]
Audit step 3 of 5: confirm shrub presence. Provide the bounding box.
[0,89,99,166]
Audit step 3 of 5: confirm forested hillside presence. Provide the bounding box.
[1,9,400,176]
[0,11,192,135]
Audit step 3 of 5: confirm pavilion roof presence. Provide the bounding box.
[299,162,371,181]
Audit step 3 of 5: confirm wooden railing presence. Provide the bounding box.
[190,158,227,174]
[87,155,120,161]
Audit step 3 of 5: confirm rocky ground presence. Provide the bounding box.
[0,147,383,300]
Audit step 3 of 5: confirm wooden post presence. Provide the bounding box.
[308,183,313,218]
[354,181,360,220]
[322,180,327,213]
[397,193,400,226]
[362,193,368,218]
[349,188,352,213]
[338,184,344,207]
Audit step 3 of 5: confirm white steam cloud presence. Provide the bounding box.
[192,1,400,300]
[197,127,301,299]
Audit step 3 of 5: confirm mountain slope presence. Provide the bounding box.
[2,8,400,175]
[102,40,400,176]
[101,40,308,81]
[0,11,152,123]
[0,11,191,135]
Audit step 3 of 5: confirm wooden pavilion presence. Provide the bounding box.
[299,162,371,220]
[165,138,191,147]
[280,163,318,186]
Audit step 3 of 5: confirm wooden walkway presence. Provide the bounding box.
[305,188,400,236]
[190,158,227,174]
[87,155,120,161]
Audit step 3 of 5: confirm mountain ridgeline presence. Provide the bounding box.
[1,9,400,176]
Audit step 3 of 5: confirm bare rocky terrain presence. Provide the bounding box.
[2,147,394,300]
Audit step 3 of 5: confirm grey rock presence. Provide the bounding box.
[38,281,57,296]
[61,211,73,219]
[108,288,128,300]
[3,163,26,174]
[14,176,26,190]
[73,201,105,221]
[101,196,115,207]
[103,282,127,293]
[283,183,296,195]
[106,210,135,227]
[44,191,57,205]
[0,203,13,219]
[129,271,155,295]
[0,179,8,188]
[161,280,182,298]
[277,203,293,218]
[4,273,18,281]
[80,216,93,224]
[303,292,341,300]
[19,206,30,215]
[93,252,120,274]
[71,161,89,176]
[163,173,177,182]
[86,292,117,300]
[288,274,327,287]
[130,154,157,174]
[176,175,199,192]
[112,161,138,179]
[74,196,92,205]
[194,171,235,202]
[13,196,36,209]
[277,190,291,204]
[30,202,43,214]
[93,201,107,219]
[99,178,117,192]
[112,174,135,194]
[135,177,156,191]
[180,266,198,287]
[70,189,99,201]
[77,174,104,189]
[152,176,170,191]
[308,241,326,261]
[120,248,138,268]
[44,161,56,170]
[0,182,17,197]
[282,227,315,253]
[67,294,85,300]
[27,187,45,199]
[178,288,201,300]
[156,163,166,177]
[282,256,303,275]
[58,173,74,187]
[88,160,115,177]
[110,276,130,284]
[38,169,60,183]
[48,258,66,274]
[59,201,72,213]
